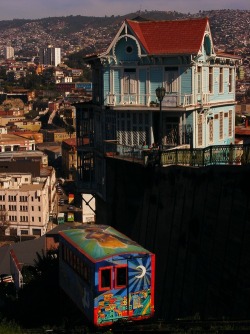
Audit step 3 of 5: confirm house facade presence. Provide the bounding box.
[76,17,241,197]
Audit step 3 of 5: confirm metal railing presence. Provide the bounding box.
[160,144,246,167]
[105,93,211,108]
[104,141,250,167]
[105,92,235,108]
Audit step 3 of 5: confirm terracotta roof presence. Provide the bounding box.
[126,17,209,55]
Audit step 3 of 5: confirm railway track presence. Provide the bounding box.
[110,319,250,333]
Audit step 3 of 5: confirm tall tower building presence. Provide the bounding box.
[39,45,61,66]
[4,46,14,59]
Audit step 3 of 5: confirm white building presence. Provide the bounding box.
[4,46,14,60]
[0,172,53,237]
[39,45,61,66]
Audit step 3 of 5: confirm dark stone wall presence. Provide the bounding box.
[96,159,250,321]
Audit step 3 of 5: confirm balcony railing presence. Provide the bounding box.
[105,92,235,108]
[104,141,250,167]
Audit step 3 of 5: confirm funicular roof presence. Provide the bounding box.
[59,224,152,262]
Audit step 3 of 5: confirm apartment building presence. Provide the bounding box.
[39,45,61,67]
[0,173,50,237]
[4,46,14,60]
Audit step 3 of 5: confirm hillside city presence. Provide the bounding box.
[0,9,250,333]
[0,10,250,59]
[0,10,249,97]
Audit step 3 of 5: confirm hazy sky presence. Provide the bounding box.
[1,0,249,20]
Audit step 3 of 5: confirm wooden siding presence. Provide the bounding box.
[103,69,110,103]
[139,68,147,104]
[113,69,121,104]
[150,67,164,99]
[180,67,192,97]
[115,37,139,62]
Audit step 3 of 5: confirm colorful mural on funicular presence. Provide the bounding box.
[96,286,152,324]
[64,224,152,258]
[76,225,154,324]
[60,225,154,325]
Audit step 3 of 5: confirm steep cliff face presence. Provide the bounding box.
[97,159,250,321]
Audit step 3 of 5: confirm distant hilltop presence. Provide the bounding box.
[0,10,249,58]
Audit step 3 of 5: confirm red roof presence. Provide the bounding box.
[126,17,209,55]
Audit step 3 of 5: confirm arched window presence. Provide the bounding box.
[204,35,212,56]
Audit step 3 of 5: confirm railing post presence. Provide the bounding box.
[210,146,213,165]
[229,143,233,165]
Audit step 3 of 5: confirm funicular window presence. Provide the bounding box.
[66,247,70,263]
[115,266,127,288]
[80,261,84,277]
[99,267,112,290]
[62,244,66,260]
[73,253,77,270]
[69,249,73,267]
[76,256,80,273]
[83,265,90,282]
[62,244,92,285]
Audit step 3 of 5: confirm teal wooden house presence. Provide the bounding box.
[76,16,241,195]
[84,16,240,149]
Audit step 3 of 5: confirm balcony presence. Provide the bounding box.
[105,92,213,108]
[104,141,249,167]
[105,92,235,109]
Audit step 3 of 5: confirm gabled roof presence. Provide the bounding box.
[126,17,209,55]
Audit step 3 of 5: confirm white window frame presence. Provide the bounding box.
[209,67,213,94]
[197,114,203,147]
[219,68,224,93]
[219,112,223,140]
[123,69,137,94]
[228,110,232,137]
[209,118,214,144]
